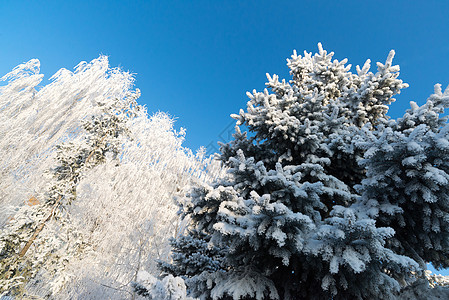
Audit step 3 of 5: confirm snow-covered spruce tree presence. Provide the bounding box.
[164,44,449,299]
[131,270,196,300]
[358,84,449,269]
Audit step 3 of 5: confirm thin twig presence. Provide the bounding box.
[100,283,134,297]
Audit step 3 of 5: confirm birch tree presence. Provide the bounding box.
[0,57,224,299]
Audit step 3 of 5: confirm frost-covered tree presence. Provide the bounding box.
[0,57,224,299]
[0,95,137,296]
[164,44,449,299]
[358,84,449,270]
[59,116,223,300]
[0,57,140,297]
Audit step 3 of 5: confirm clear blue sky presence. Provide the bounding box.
[1,1,448,152]
[1,0,449,274]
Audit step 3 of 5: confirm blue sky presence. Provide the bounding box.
[1,0,449,275]
[1,1,448,152]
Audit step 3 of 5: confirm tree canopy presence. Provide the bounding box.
[162,44,449,300]
[0,57,223,298]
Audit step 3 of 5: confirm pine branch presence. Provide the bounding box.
[85,135,108,164]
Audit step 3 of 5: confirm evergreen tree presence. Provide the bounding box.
[164,44,449,299]
[358,83,449,269]
[132,270,196,300]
